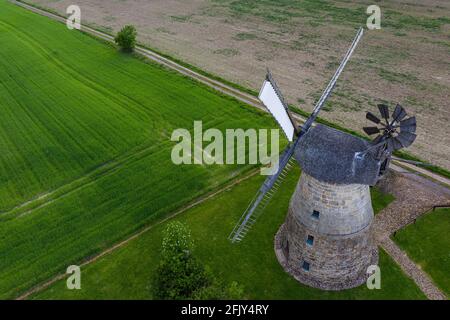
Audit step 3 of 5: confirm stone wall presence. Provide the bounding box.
[275,172,378,291]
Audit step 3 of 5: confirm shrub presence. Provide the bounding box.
[114,25,137,52]
[152,222,207,299]
[151,222,245,300]
[152,251,211,299]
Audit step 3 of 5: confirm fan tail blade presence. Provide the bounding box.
[228,143,295,243]
[378,104,390,120]
[400,116,416,133]
[392,137,404,150]
[363,127,380,135]
[392,104,401,120]
[392,104,407,122]
[397,132,416,148]
[366,112,381,124]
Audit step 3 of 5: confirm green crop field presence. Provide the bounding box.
[0,0,280,299]
[394,208,450,298]
[32,167,424,300]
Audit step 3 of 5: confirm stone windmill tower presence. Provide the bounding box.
[229,28,417,290]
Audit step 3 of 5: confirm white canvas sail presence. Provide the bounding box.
[258,79,295,142]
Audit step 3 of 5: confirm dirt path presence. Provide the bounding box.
[391,163,450,188]
[379,237,446,300]
[373,170,450,300]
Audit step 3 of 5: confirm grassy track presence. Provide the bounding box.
[394,208,450,297]
[32,167,424,299]
[0,0,280,298]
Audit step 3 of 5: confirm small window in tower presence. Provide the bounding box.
[306,235,314,246]
[312,210,320,220]
[302,261,310,272]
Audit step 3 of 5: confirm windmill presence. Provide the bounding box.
[228,27,418,290]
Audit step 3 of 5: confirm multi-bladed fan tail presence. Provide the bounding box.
[363,103,417,153]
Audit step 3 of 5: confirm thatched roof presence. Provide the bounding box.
[294,124,381,185]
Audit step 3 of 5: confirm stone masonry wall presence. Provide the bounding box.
[276,172,378,291]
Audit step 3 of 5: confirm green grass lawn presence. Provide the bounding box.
[394,208,450,298]
[0,0,280,298]
[32,167,425,300]
[371,187,395,215]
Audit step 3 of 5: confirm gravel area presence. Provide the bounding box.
[374,169,450,300]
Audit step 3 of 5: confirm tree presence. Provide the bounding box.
[152,251,212,299]
[151,222,245,300]
[152,222,209,299]
[114,25,137,52]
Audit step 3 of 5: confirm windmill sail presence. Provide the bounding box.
[259,72,296,142]
[303,27,364,131]
[228,27,365,243]
[228,142,297,242]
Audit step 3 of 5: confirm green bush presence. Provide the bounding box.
[114,25,137,52]
[152,251,211,299]
[152,222,208,299]
[151,222,244,299]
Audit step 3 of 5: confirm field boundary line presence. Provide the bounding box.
[10,0,450,187]
[15,169,260,300]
